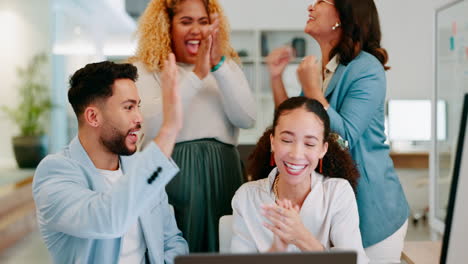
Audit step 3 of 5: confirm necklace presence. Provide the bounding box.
[273,175,280,200]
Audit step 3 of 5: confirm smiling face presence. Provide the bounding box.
[98,79,142,156]
[270,107,328,186]
[171,0,210,64]
[304,0,342,41]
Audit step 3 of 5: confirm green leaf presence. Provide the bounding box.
[0,52,52,136]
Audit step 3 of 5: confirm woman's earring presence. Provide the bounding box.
[332,22,341,30]
[319,158,323,174]
[270,152,276,166]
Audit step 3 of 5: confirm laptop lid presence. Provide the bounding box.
[175,251,357,264]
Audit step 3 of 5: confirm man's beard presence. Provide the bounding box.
[100,125,138,156]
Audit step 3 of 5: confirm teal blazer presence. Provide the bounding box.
[304,51,409,247]
[33,137,188,263]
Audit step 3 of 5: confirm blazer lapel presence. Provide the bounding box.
[325,64,345,98]
[69,136,108,192]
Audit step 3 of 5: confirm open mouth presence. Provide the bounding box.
[127,130,140,144]
[186,39,200,55]
[283,161,309,176]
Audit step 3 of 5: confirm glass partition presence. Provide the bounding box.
[433,0,468,234]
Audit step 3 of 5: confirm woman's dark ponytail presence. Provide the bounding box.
[247,128,275,181]
[320,134,359,192]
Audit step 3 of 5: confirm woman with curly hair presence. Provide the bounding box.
[231,97,368,264]
[266,0,409,262]
[131,0,256,252]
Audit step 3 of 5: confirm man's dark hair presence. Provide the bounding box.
[68,61,138,118]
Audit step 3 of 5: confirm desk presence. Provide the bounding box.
[390,152,429,169]
[390,151,452,169]
[401,241,441,264]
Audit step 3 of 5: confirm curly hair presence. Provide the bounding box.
[248,97,360,192]
[330,0,390,70]
[131,0,240,71]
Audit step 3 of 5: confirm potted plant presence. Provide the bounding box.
[1,53,52,168]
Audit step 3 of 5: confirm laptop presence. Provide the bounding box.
[175,251,357,264]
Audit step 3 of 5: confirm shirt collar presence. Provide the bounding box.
[324,55,339,74]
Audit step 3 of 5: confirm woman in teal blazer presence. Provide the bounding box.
[266,0,409,262]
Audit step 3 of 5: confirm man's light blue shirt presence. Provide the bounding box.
[33,137,188,263]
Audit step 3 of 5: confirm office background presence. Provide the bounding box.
[0,0,466,263]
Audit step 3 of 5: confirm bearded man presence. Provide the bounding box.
[33,54,188,264]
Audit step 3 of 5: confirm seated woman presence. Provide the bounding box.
[231,96,368,264]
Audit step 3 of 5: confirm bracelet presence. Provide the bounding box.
[211,56,226,72]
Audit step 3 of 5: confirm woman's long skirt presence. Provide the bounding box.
[166,138,245,252]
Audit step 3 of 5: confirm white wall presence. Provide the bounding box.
[377,0,449,99]
[0,0,51,168]
[220,0,310,29]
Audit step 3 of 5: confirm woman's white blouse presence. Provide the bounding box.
[134,59,256,148]
[231,168,368,264]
